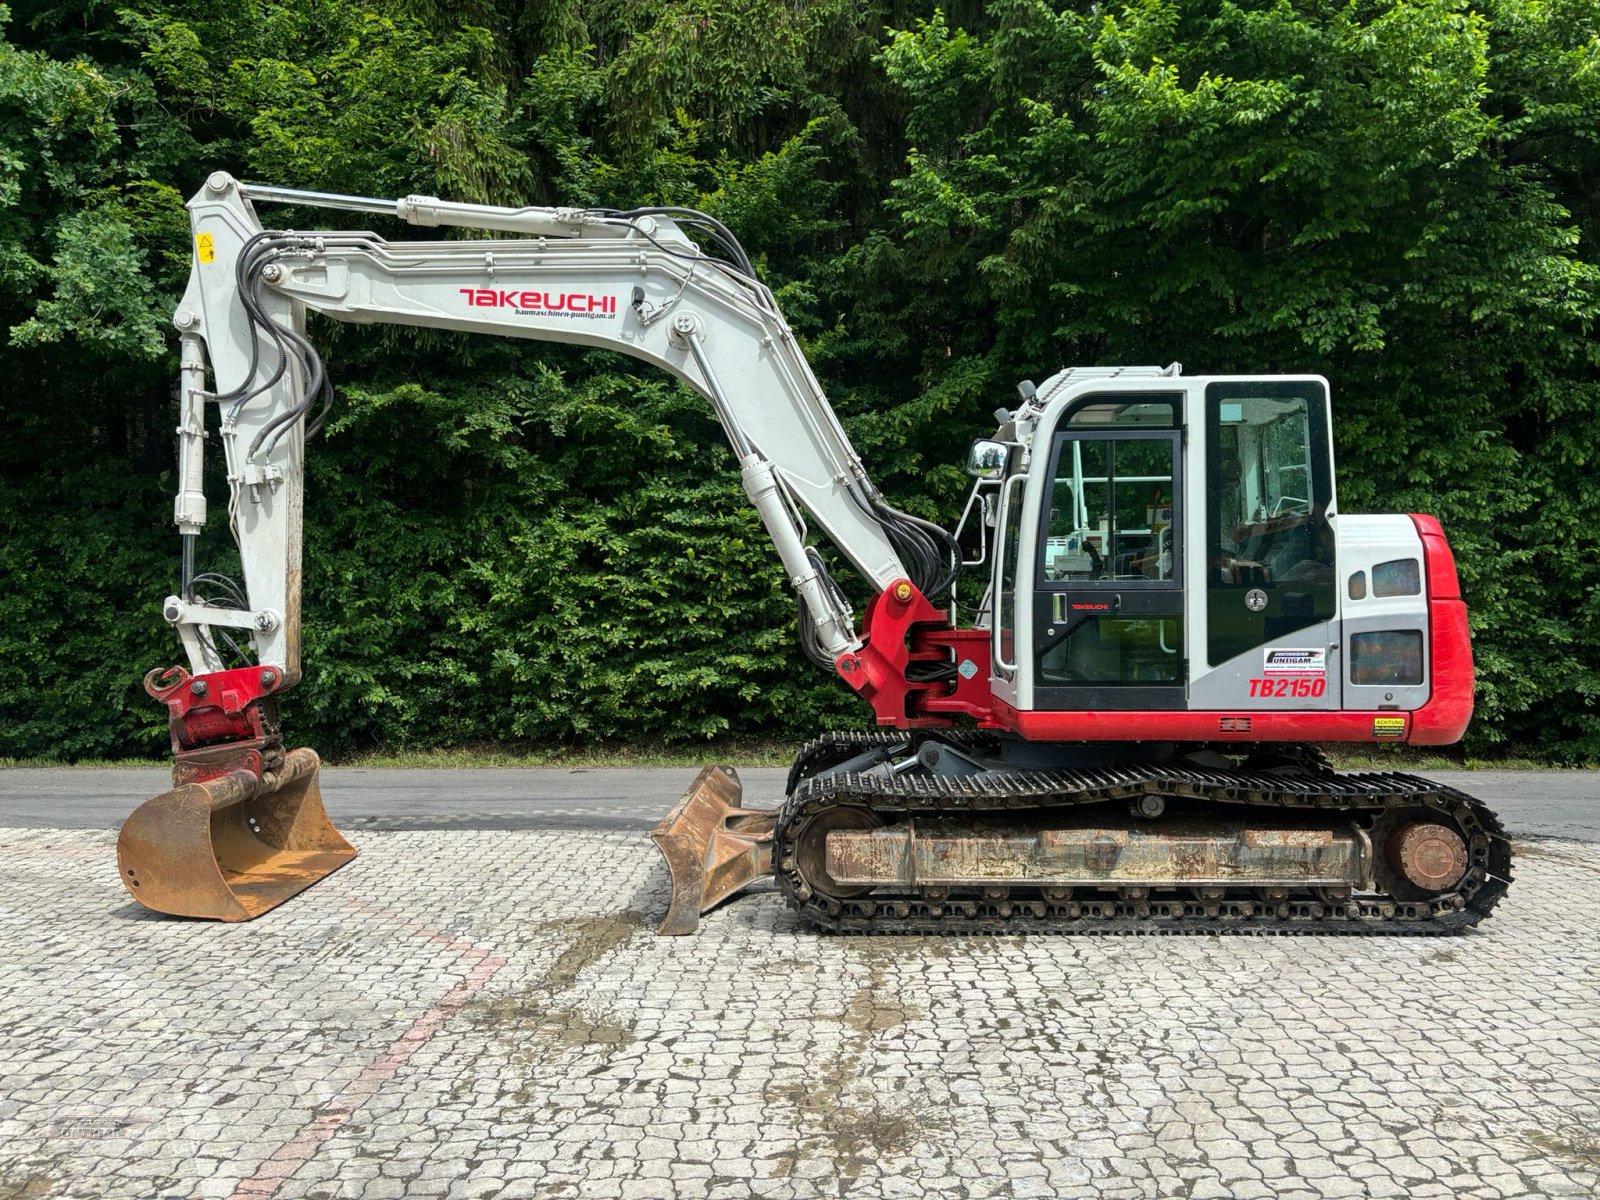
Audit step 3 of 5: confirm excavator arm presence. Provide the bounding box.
[165,173,941,679]
[120,172,974,929]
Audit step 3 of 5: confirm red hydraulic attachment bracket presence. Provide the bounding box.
[834,579,996,728]
[144,664,288,785]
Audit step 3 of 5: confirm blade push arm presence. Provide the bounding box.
[165,173,946,696]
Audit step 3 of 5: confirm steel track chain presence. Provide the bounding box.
[786,730,909,795]
[786,728,1004,795]
[772,744,1513,936]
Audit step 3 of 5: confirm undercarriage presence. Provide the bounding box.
[658,732,1512,936]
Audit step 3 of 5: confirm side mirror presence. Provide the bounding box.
[966,438,1007,479]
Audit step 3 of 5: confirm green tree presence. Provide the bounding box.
[0,0,1596,761]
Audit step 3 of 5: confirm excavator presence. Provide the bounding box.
[117,172,1513,935]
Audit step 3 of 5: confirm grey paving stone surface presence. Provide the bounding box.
[2,821,1597,1199]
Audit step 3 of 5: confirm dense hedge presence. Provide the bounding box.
[0,0,1596,761]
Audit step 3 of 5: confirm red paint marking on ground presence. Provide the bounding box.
[227,896,509,1200]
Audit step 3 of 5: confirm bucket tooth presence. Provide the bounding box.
[651,766,777,935]
[117,747,355,921]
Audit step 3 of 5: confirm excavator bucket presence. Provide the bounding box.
[117,748,355,921]
[651,766,778,935]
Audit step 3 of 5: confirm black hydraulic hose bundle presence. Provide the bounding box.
[217,231,335,459]
[797,499,962,682]
[870,497,962,601]
[588,205,757,278]
[225,207,748,460]
[861,498,961,683]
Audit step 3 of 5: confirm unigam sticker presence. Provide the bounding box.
[1263,648,1325,676]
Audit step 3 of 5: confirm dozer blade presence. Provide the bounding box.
[651,766,777,935]
[117,747,355,921]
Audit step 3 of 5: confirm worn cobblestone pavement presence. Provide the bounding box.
[2,823,1597,1200]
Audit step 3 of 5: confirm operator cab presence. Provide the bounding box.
[960,366,1464,745]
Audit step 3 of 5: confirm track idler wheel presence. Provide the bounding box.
[792,806,883,900]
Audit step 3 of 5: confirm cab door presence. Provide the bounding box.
[1031,396,1186,711]
[1189,379,1339,709]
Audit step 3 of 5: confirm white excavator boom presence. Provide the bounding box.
[165,172,934,681]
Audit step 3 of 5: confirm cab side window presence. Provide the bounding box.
[1206,383,1335,666]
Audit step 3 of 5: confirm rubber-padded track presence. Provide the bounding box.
[773,746,1513,936]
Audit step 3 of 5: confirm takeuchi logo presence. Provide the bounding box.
[459,288,618,316]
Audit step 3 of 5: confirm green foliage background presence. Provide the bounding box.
[0,0,1595,760]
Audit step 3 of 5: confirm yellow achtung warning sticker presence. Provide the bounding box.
[1372,716,1407,739]
[196,233,216,263]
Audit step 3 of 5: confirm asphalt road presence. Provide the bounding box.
[1,764,1596,839]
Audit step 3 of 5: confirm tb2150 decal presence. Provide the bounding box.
[1248,648,1327,698]
[1248,677,1328,698]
